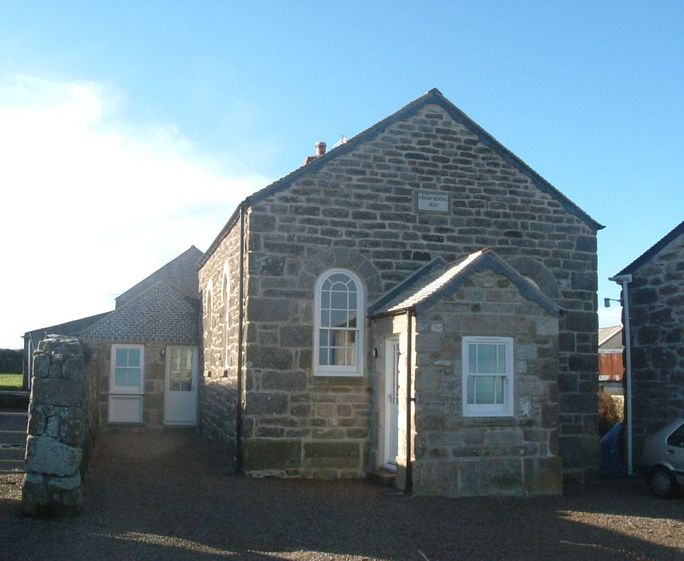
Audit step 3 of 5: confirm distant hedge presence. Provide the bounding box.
[0,349,22,373]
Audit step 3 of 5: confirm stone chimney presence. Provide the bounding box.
[303,141,327,165]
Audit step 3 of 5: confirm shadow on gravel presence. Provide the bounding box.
[1,432,683,561]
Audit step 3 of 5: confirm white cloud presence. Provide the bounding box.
[0,75,268,349]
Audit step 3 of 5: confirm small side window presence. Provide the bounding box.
[462,336,514,417]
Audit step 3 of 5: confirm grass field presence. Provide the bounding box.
[0,373,23,391]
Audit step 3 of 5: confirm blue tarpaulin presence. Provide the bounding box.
[600,422,627,478]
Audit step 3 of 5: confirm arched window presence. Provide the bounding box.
[222,268,230,370]
[314,269,365,376]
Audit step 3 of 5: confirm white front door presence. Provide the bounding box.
[164,346,198,426]
[384,337,400,470]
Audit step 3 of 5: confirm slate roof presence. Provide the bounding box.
[23,312,112,348]
[368,249,561,317]
[197,88,602,269]
[81,281,199,344]
[117,245,203,307]
[616,220,684,276]
[599,325,623,350]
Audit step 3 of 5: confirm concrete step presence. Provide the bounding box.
[367,468,396,488]
[0,413,28,431]
[0,431,27,446]
[0,446,25,461]
[0,463,24,473]
[0,391,29,409]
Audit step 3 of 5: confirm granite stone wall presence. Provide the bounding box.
[198,218,242,462]
[22,335,92,516]
[201,101,599,481]
[410,271,561,496]
[628,234,684,457]
[86,341,168,428]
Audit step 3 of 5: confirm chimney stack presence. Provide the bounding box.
[304,141,328,165]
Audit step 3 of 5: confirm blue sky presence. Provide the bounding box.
[1,1,682,347]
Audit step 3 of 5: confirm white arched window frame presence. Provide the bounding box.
[222,265,230,370]
[314,269,365,377]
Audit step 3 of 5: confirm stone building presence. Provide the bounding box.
[24,246,203,429]
[198,88,602,495]
[614,220,684,457]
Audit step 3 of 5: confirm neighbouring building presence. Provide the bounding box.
[23,246,203,429]
[598,325,624,397]
[198,88,603,495]
[613,220,684,458]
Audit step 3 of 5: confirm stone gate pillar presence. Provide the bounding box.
[22,335,87,516]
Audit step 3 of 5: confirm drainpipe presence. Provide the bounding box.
[609,274,633,477]
[405,308,415,494]
[235,202,247,474]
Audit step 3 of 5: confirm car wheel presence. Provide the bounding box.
[650,467,675,498]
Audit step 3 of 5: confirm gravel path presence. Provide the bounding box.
[1,432,682,561]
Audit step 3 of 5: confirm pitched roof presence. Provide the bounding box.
[117,245,203,307]
[23,311,112,347]
[599,325,623,349]
[369,249,561,317]
[81,280,200,344]
[615,220,684,276]
[198,88,602,269]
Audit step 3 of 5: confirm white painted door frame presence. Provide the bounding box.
[164,345,198,426]
[383,336,401,470]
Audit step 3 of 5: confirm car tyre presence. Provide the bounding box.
[650,466,676,498]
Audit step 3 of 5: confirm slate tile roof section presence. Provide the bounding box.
[24,312,112,349]
[197,88,603,270]
[616,220,684,276]
[117,245,203,308]
[369,249,561,317]
[81,281,200,344]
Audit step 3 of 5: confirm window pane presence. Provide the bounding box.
[116,348,127,367]
[349,292,357,309]
[331,291,347,309]
[127,368,141,388]
[475,376,495,404]
[181,370,192,391]
[477,345,497,373]
[320,309,330,327]
[467,376,475,404]
[114,368,127,387]
[468,344,477,373]
[319,347,329,366]
[331,310,347,328]
[128,348,141,367]
[348,314,357,328]
[321,291,330,309]
[329,273,348,283]
[495,376,504,404]
[497,344,506,374]
[319,329,330,346]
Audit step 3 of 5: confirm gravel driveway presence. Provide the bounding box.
[1,432,682,561]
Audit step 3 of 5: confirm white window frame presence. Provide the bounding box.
[313,268,365,377]
[110,344,145,395]
[462,336,514,417]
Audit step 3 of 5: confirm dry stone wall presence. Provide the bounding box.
[628,234,684,457]
[22,335,92,516]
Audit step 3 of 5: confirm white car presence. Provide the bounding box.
[642,418,684,498]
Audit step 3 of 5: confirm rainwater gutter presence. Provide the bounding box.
[609,273,633,477]
[404,308,415,494]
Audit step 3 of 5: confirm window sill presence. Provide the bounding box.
[456,417,533,428]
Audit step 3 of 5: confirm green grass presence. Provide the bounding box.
[0,373,23,391]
